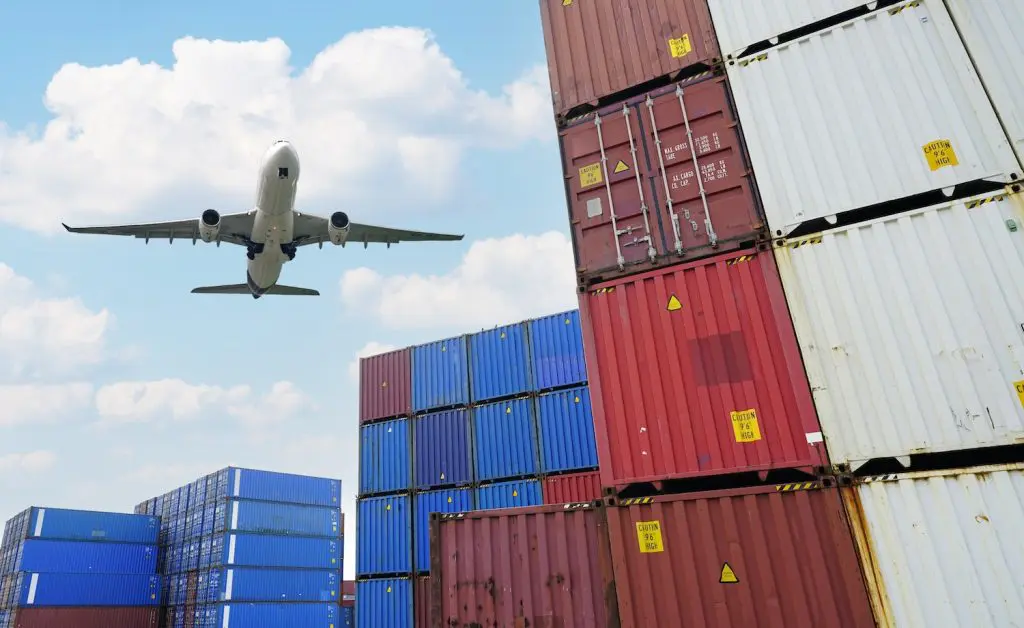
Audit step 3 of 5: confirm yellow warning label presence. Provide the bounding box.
[668,34,692,59]
[636,520,664,553]
[579,162,603,188]
[386,503,391,511]
[667,295,682,311]
[500,331,506,339]
[440,472,446,480]
[386,586,392,593]
[574,396,580,403]
[720,562,739,584]
[1015,380,1024,408]
[923,139,960,171]
[506,406,512,414]
[731,409,762,443]
[613,160,630,174]
[562,0,573,5]
[512,490,519,497]
[447,496,452,503]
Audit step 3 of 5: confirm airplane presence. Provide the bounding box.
[62,140,464,298]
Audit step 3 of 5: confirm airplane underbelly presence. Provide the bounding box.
[247,256,282,289]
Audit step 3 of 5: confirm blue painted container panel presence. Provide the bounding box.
[341,605,354,628]
[414,410,471,490]
[529,309,587,391]
[17,539,158,574]
[215,467,341,507]
[11,573,160,606]
[211,533,340,570]
[356,494,411,577]
[473,398,538,481]
[359,419,411,495]
[211,499,342,538]
[475,479,543,510]
[537,385,599,473]
[204,567,340,603]
[414,488,472,572]
[412,336,469,412]
[9,507,159,544]
[469,323,531,402]
[194,602,338,628]
[357,578,412,628]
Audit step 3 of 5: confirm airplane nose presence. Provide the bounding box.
[265,141,300,178]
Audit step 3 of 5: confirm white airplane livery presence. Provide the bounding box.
[63,140,464,298]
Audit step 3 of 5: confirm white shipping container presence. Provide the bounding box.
[726,0,1022,237]
[845,464,1024,627]
[707,0,865,57]
[774,191,1024,470]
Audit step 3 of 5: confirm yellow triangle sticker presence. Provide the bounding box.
[512,490,519,497]
[386,586,392,593]
[562,0,573,6]
[574,396,580,403]
[440,472,446,480]
[447,496,452,503]
[506,407,512,414]
[720,562,739,584]
[667,295,682,311]
[386,504,391,511]
[614,160,630,174]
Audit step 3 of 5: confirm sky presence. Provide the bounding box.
[0,0,580,579]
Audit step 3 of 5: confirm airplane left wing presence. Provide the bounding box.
[292,212,464,247]
[62,212,256,246]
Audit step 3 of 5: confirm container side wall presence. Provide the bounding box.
[356,494,412,577]
[24,508,159,545]
[412,337,469,412]
[537,386,599,473]
[414,410,472,490]
[356,577,412,628]
[229,467,341,507]
[414,488,473,573]
[359,418,411,495]
[414,576,431,628]
[8,607,159,628]
[18,540,158,574]
[341,605,354,628]
[529,310,587,391]
[359,348,412,423]
[195,602,339,625]
[222,499,342,538]
[475,480,543,511]
[13,573,161,606]
[542,472,603,505]
[468,323,531,403]
[707,0,865,56]
[217,534,340,570]
[472,398,539,481]
[205,567,340,603]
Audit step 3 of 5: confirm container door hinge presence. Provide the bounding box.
[623,103,658,263]
[676,84,718,248]
[593,113,627,268]
[647,93,685,255]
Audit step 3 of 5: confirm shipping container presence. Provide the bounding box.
[356,494,411,577]
[201,567,339,603]
[580,247,828,490]
[475,479,543,510]
[216,467,341,507]
[537,385,599,473]
[356,577,411,628]
[430,502,616,628]
[543,471,603,505]
[472,398,539,481]
[414,576,430,628]
[193,602,338,627]
[468,322,531,402]
[208,533,339,570]
[340,605,354,628]
[539,0,720,119]
[210,499,341,538]
[16,540,157,574]
[413,488,472,573]
[707,0,866,56]
[726,0,1022,238]
[342,579,355,605]
[529,309,587,391]
[359,347,412,424]
[561,74,765,288]
[2,508,159,546]
[7,573,160,607]
[774,192,1024,471]
[414,409,471,490]
[605,485,874,627]
[359,418,411,495]
[3,607,159,628]
[412,336,469,412]
[844,464,1024,627]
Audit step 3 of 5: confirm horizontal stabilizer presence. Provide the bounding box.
[191,284,320,296]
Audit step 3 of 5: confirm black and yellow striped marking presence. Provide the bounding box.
[966,194,1006,209]
[591,287,616,295]
[786,236,823,249]
[860,474,900,483]
[619,497,655,506]
[738,53,768,67]
[889,0,922,15]
[726,254,755,266]
[775,482,819,492]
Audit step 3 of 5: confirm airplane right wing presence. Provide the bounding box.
[292,212,464,247]
[62,212,256,246]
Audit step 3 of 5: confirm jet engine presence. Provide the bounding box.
[328,211,351,245]
[199,209,221,243]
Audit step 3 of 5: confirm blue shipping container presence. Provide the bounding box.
[359,418,411,495]
[216,467,341,508]
[16,539,157,574]
[537,385,599,473]
[193,602,338,628]
[5,507,159,545]
[414,488,472,572]
[203,567,339,603]
[341,605,354,628]
[357,578,412,628]
[468,323,530,402]
[529,310,587,391]
[472,398,538,481]
[476,479,542,510]
[209,533,340,570]
[414,410,471,490]
[209,499,342,538]
[356,495,411,577]
[9,572,160,606]
[412,336,469,412]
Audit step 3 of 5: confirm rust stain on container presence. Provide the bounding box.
[543,471,603,505]
[10,607,159,628]
[840,487,895,628]
[359,347,412,424]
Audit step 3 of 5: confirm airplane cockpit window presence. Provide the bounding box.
[278,167,289,179]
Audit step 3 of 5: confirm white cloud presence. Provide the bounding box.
[0,383,94,427]
[0,450,57,474]
[340,230,578,330]
[348,341,398,383]
[228,381,318,426]
[0,28,552,233]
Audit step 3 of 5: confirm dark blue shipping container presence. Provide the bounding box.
[3,507,159,545]
[359,418,411,495]
[8,572,160,606]
[537,385,599,473]
[16,539,157,574]
[412,336,469,412]
[414,410,471,490]
[341,605,354,627]
[414,488,472,572]
[357,578,411,628]
[215,467,341,508]
[529,309,587,391]
[203,567,340,603]
[472,398,538,481]
[356,495,411,577]
[193,602,338,627]
[208,499,342,538]
[468,323,531,402]
[475,479,543,510]
[209,533,340,570]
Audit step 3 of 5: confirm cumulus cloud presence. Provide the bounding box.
[0,383,94,427]
[348,341,398,383]
[0,450,57,474]
[340,231,578,329]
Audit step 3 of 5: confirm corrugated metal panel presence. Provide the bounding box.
[222,467,341,507]
[340,605,354,628]
[472,398,539,482]
[539,0,720,119]
[202,567,339,602]
[6,508,160,545]
[529,309,587,391]
[414,576,430,628]
[468,322,531,403]
[5,607,159,628]
[342,579,355,604]
[356,577,412,628]
[844,464,1024,627]
[359,418,411,495]
[412,336,469,412]
[707,0,865,56]
[414,410,471,490]
[17,540,157,574]
[193,602,339,627]
[774,192,1024,470]
[414,488,473,573]
[543,471,603,505]
[356,494,411,577]
[359,347,412,424]
[726,0,1022,237]
[606,485,875,627]
[211,533,340,569]
[537,385,599,473]
[580,248,828,490]
[475,480,543,510]
[431,502,616,627]
[10,573,161,606]
[213,499,340,538]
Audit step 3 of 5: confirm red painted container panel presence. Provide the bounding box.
[605,485,875,628]
[579,248,827,491]
[543,471,603,505]
[414,576,431,628]
[10,607,158,628]
[359,348,412,424]
[342,579,355,607]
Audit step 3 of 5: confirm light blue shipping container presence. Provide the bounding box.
[473,398,538,481]
[468,323,531,402]
[412,336,469,412]
[193,602,338,628]
[209,498,342,538]
[414,488,472,572]
[16,539,157,574]
[214,467,342,508]
[341,605,355,627]
[476,479,543,510]
[8,572,160,606]
[209,533,340,570]
[529,309,586,391]
[2,507,159,545]
[537,385,599,473]
[414,409,472,490]
[359,418,411,495]
[202,567,340,603]
[356,494,411,577]
[357,578,412,628]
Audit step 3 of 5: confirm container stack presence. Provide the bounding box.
[0,507,161,628]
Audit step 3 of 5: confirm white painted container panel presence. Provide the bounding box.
[774,191,1024,469]
[707,0,865,57]
[726,0,1021,236]
[944,0,1024,167]
[846,465,1024,627]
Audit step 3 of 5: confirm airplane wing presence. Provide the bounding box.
[62,212,256,247]
[292,212,464,248]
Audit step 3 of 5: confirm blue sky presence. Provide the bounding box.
[0,0,579,579]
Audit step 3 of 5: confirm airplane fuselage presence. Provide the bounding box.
[245,141,301,298]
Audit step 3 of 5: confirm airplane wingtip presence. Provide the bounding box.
[61,222,72,232]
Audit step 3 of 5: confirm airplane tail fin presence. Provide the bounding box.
[191,284,320,296]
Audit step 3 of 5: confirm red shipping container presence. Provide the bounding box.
[560,74,765,289]
[543,471,603,505]
[579,247,827,491]
[342,579,355,607]
[414,575,431,628]
[604,484,875,627]
[539,0,720,119]
[359,348,412,424]
[10,607,158,628]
